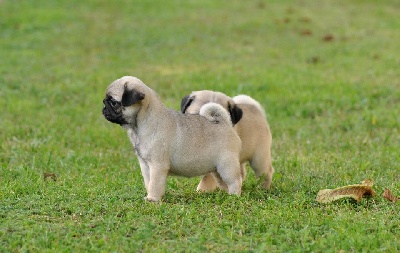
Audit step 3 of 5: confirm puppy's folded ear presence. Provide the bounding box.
[180,95,194,113]
[122,84,145,106]
[228,103,243,125]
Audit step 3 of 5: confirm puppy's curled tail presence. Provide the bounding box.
[200,102,232,125]
[232,95,266,118]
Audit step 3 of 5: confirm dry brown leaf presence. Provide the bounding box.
[382,188,399,203]
[316,179,375,204]
[361,179,374,187]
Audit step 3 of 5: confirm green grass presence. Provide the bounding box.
[1,0,399,252]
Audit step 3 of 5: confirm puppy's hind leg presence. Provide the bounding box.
[196,173,218,192]
[250,147,274,190]
[217,158,242,196]
[210,172,228,192]
[240,162,247,182]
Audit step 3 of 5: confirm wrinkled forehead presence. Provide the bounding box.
[105,76,143,99]
[106,80,124,100]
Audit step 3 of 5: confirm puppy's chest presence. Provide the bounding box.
[127,128,156,159]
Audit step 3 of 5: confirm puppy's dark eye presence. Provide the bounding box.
[110,99,118,107]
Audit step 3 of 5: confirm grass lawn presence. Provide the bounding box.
[1,0,399,252]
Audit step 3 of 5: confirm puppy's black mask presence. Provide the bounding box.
[102,84,145,126]
[102,95,126,125]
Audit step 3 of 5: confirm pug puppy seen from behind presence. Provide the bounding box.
[102,76,243,202]
[181,90,274,192]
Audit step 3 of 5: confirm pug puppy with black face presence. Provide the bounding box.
[181,90,274,192]
[102,76,243,202]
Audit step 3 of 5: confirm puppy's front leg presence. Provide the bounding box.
[138,157,150,192]
[145,164,169,202]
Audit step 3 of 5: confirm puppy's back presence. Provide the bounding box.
[232,95,266,118]
[168,110,241,176]
[172,110,239,146]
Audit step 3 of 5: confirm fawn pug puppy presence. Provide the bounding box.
[102,76,243,201]
[181,90,274,191]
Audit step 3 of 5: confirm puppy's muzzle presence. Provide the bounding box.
[102,97,126,125]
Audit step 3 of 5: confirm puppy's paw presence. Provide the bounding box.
[227,180,242,196]
[196,186,216,193]
[144,196,162,202]
[258,173,272,190]
[196,175,217,193]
